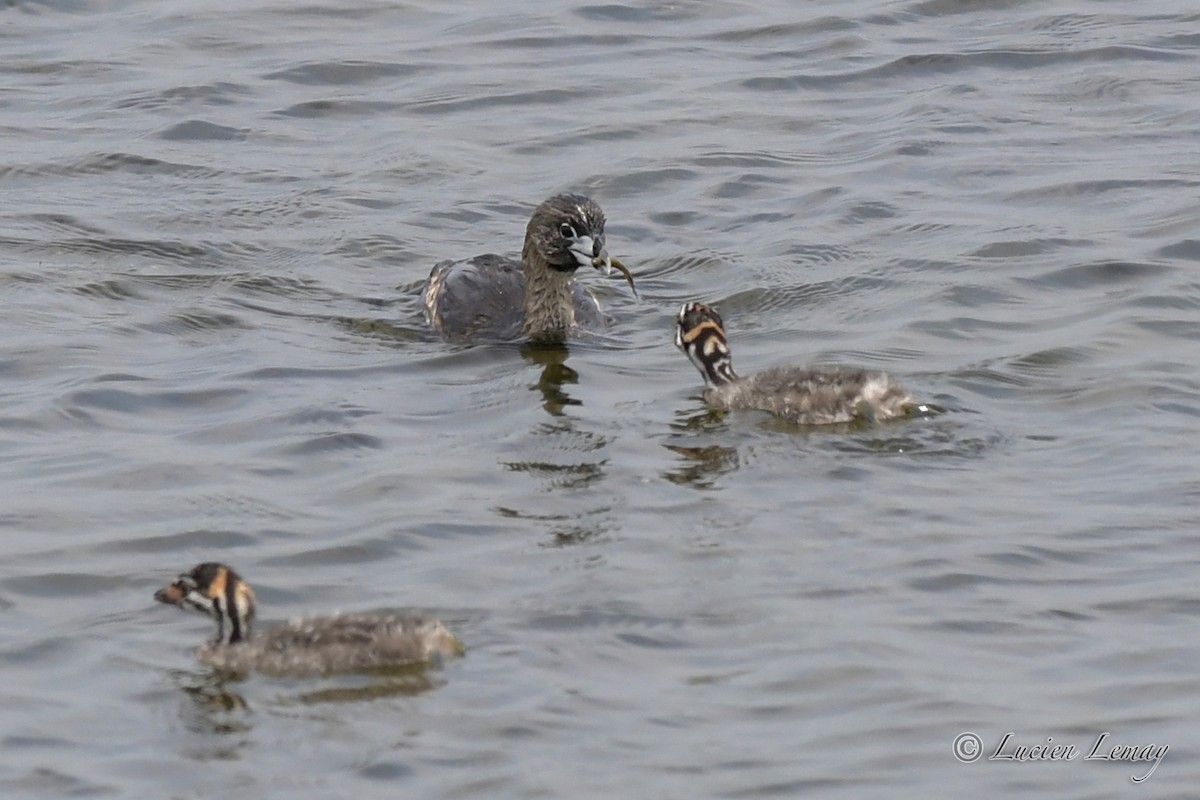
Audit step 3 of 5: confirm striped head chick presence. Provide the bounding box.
[674,302,739,387]
[154,562,464,676]
[673,300,932,426]
[154,562,256,646]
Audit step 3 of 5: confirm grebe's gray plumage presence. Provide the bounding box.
[154,562,462,676]
[674,302,927,425]
[423,193,624,344]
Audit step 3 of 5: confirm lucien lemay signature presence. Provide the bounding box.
[989,731,1168,782]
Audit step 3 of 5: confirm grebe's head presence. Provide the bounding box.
[675,302,737,386]
[155,562,256,645]
[524,193,610,275]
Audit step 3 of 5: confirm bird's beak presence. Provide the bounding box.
[154,583,185,606]
[571,237,637,296]
[569,236,603,272]
[590,244,613,276]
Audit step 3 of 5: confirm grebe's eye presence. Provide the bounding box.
[559,222,575,239]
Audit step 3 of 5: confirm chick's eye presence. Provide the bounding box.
[559,222,575,239]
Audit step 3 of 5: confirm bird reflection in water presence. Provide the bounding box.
[171,661,444,722]
[491,342,612,544]
[520,342,581,416]
[661,407,741,489]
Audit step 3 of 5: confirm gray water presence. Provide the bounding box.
[1,0,1198,797]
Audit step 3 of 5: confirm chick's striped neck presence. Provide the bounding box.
[191,563,256,645]
[678,313,738,387]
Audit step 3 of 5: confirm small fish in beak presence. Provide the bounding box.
[595,255,638,297]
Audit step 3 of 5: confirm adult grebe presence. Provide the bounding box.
[423,193,632,343]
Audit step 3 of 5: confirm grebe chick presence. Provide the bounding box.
[675,302,927,425]
[154,563,462,677]
[423,193,631,343]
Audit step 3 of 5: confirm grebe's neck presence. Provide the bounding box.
[154,562,256,646]
[676,305,739,387]
[521,242,576,344]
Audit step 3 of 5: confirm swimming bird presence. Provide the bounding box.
[423,193,632,343]
[154,562,462,677]
[674,302,927,425]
